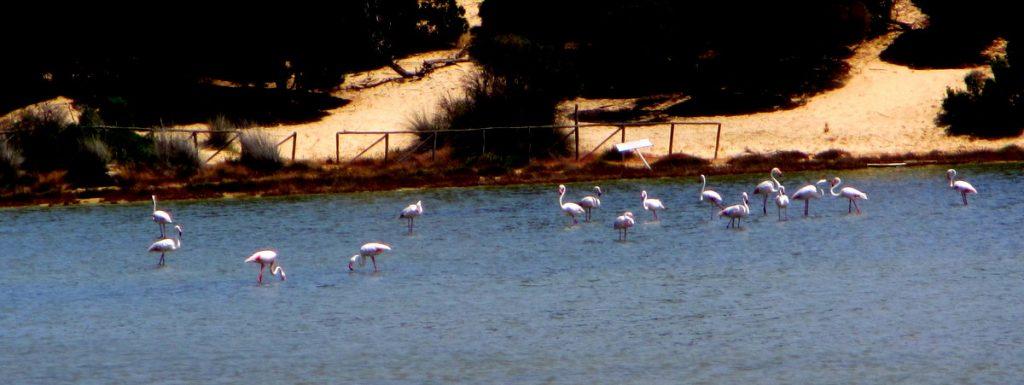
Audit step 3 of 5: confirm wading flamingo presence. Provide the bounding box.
[399,200,423,231]
[946,169,978,205]
[558,185,586,225]
[151,195,173,238]
[699,174,724,219]
[147,224,182,266]
[790,179,828,217]
[775,186,790,220]
[245,250,287,284]
[641,190,666,220]
[349,242,392,272]
[719,192,750,228]
[577,186,603,222]
[752,168,783,215]
[613,211,635,240]
[829,177,868,214]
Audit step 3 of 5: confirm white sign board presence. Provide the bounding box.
[614,139,653,170]
[615,139,653,153]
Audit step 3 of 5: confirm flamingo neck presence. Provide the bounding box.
[700,176,707,197]
[770,171,781,190]
[830,180,842,196]
[152,196,157,212]
[273,266,286,280]
[559,190,565,206]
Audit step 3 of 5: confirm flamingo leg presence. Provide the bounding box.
[762,195,768,215]
[854,200,861,214]
[804,200,809,216]
[258,263,265,284]
[159,253,165,266]
[848,199,852,213]
[962,192,968,206]
[653,210,658,221]
[371,256,378,272]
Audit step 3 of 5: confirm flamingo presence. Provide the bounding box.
[244,250,287,284]
[151,195,173,238]
[147,225,182,266]
[829,177,868,214]
[641,190,666,220]
[774,186,790,220]
[399,200,423,231]
[699,174,724,219]
[577,186,603,222]
[349,242,392,272]
[558,185,586,225]
[946,169,978,205]
[790,179,828,217]
[752,168,783,215]
[718,192,750,228]
[613,211,636,240]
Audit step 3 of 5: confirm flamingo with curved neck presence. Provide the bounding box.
[399,200,423,232]
[829,177,868,214]
[147,225,182,266]
[641,190,666,220]
[775,186,790,220]
[558,185,586,225]
[753,168,783,215]
[151,195,173,238]
[577,186,603,222]
[699,174,724,219]
[790,179,828,217]
[349,242,392,272]
[718,192,750,228]
[613,211,635,240]
[946,169,978,205]
[245,250,286,284]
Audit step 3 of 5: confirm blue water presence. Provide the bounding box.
[2,164,1024,384]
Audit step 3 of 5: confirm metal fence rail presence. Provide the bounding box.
[336,121,722,165]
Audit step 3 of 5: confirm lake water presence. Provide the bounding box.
[2,164,1023,384]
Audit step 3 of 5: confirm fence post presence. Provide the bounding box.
[527,127,532,161]
[481,130,486,155]
[191,132,199,150]
[620,126,625,143]
[668,123,675,156]
[384,133,390,164]
[291,132,296,161]
[714,123,722,160]
[574,104,580,161]
[335,133,341,163]
[432,132,438,162]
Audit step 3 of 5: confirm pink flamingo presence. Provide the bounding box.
[946,169,978,205]
[613,211,635,240]
[349,242,392,272]
[829,177,868,214]
[245,250,287,284]
[752,168,783,215]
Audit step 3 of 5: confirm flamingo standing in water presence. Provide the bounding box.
[151,195,173,238]
[752,168,783,215]
[147,224,182,266]
[577,186,603,222]
[719,192,750,228]
[399,200,423,231]
[613,211,635,240]
[699,174,724,219]
[790,179,828,217]
[774,186,790,220]
[829,177,868,214]
[558,185,586,225]
[349,242,392,272]
[946,169,978,205]
[245,250,287,284]
[641,190,666,220]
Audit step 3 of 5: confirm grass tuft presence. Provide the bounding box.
[239,130,283,171]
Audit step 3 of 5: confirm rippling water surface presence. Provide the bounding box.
[3,164,1024,384]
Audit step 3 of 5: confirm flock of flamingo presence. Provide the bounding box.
[147,168,978,283]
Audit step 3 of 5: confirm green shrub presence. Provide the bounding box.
[939,40,1024,138]
[154,133,202,177]
[239,130,283,171]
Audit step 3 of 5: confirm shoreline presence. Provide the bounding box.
[3,147,1022,208]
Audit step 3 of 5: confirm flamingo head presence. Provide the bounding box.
[416,200,422,210]
[816,179,827,185]
[349,254,363,270]
[741,192,749,203]
[771,167,782,177]
[946,169,956,180]
[174,224,183,237]
[699,174,706,183]
[274,266,287,281]
[778,186,786,194]
[594,186,602,196]
[641,190,648,199]
[558,185,566,195]
[623,211,634,218]
[830,177,841,186]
